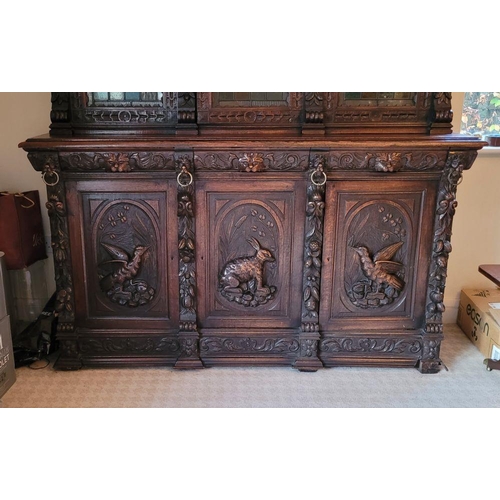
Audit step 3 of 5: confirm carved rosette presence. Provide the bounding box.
[295,155,326,372]
[425,151,477,338]
[175,154,203,368]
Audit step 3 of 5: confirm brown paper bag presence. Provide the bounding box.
[0,191,47,270]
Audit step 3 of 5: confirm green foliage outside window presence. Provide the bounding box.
[461,92,500,137]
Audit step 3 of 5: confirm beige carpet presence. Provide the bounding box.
[1,324,499,408]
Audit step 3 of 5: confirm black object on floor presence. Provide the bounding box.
[13,294,58,368]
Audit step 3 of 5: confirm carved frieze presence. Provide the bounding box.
[194,151,309,172]
[321,151,447,172]
[200,337,300,354]
[79,337,180,355]
[59,152,175,172]
[320,337,423,355]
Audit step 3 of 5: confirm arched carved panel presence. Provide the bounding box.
[321,180,435,331]
[216,200,282,309]
[343,199,413,312]
[93,200,159,310]
[197,180,305,328]
[78,190,171,320]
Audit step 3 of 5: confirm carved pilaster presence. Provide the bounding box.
[425,151,478,342]
[175,153,203,369]
[295,154,326,372]
[303,92,326,135]
[27,152,80,370]
[430,92,453,134]
[49,93,72,137]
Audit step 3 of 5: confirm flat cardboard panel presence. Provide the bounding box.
[457,289,500,359]
[0,315,16,399]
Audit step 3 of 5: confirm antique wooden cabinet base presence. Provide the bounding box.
[21,92,484,373]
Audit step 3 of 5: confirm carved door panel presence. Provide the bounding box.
[320,179,437,332]
[196,179,306,330]
[66,180,178,331]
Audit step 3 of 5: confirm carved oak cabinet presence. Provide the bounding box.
[20,92,484,373]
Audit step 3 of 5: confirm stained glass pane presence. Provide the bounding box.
[88,92,163,106]
[344,92,415,102]
[214,92,289,107]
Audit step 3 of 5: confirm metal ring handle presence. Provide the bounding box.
[42,170,60,187]
[177,169,193,188]
[311,170,327,187]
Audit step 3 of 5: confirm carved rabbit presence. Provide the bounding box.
[220,237,275,293]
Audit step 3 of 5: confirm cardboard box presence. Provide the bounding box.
[0,315,16,399]
[457,289,500,360]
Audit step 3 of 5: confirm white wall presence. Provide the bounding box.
[444,92,500,321]
[0,92,498,323]
[0,92,55,294]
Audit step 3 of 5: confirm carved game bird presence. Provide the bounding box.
[99,243,149,292]
[353,241,405,292]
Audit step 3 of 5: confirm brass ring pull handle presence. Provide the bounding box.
[42,170,60,187]
[177,167,194,188]
[311,169,327,187]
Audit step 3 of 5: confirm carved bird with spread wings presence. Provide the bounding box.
[353,241,405,292]
[99,243,149,291]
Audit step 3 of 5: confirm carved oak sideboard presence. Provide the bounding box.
[20,92,484,372]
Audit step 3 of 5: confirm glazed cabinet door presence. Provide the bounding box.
[66,179,179,333]
[320,178,437,333]
[195,178,306,364]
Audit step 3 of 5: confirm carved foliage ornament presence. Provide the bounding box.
[302,166,325,323]
[323,151,447,172]
[177,155,197,322]
[194,151,309,172]
[39,156,75,327]
[200,337,299,354]
[320,337,423,355]
[425,151,477,332]
[59,152,175,172]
